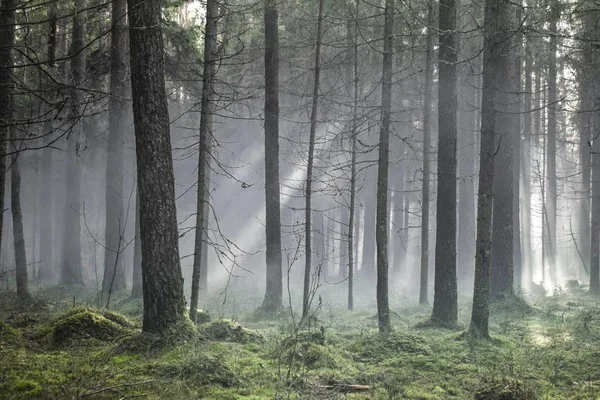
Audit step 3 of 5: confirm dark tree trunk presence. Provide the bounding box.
[545,0,559,286]
[130,198,142,298]
[490,0,518,300]
[10,127,28,298]
[302,0,324,317]
[431,0,458,325]
[102,0,130,294]
[0,0,14,279]
[262,0,283,314]
[128,0,187,333]
[61,0,86,286]
[190,0,218,322]
[419,0,434,305]
[376,0,393,334]
[579,27,593,281]
[522,35,533,287]
[39,1,58,283]
[469,0,500,338]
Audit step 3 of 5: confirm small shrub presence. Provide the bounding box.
[200,320,263,344]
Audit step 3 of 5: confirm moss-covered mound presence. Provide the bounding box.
[475,377,538,400]
[114,318,198,354]
[348,331,431,363]
[200,319,263,343]
[51,308,134,346]
[0,320,21,346]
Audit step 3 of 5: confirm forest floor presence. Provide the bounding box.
[1,286,600,399]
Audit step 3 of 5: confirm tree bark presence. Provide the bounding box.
[431,0,458,325]
[469,0,500,338]
[302,0,324,317]
[61,0,87,286]
[545,0,559,286]
[128,0,187,333]
[130,198,142,298]
[261,0,283,314]
[190,0,218,321]
[102,0,131,294]
[10,127,28,298]
[0,0,14,281]
[376,0,393,334]
[419,0,434,305]
[490,0,518,300]
[38,0,58,283]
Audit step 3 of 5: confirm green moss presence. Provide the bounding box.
[475,377,539,400]
[347,330,430,362]
[200,319,263,344]
[11,379,42,396]
[50,308,134,346]
[0,320,21,344]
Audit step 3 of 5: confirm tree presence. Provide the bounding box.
[419,0,434,305]
[431,0,458,325]
[375,0,394,334]
[0,0,14,282]
[11,126,28,298]
[261,0,283,314]
[490,0,519,300]
[469,0,501,338]
[61,0,87,286]
[102,0,131,294]
[545,0,559,287]
[190,0,218,322]
[302,0,324,320]
[347,0,359,311]
[128,0,188,333]
[38,1,58,283]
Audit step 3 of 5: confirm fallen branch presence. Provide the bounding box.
[82,380,154,398]
[315,384,370,393]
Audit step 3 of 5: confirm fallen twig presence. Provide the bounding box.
[82,380,154,398]
[315,384,370,393]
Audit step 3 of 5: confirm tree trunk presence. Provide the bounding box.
[431,0,458,325]
[419,0,434,305]
[130,198,142,298]
[128,0,187,333]
[261,0,283,314]
[303,0,325,314]
[38,1,58,283]
[61,0,87,286]
[579,28,593,282]
[522,35,533,288]
[0,0,14,281]
[10,127,28,298]
[469,0,500,338]
[190,0,218,322]
[545,0,559,286]
[102,0,130,294]
[376,0,393,334]
[489,0,518,300]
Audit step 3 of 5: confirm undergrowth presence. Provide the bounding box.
[1,289,600,399]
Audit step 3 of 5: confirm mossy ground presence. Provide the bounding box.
[1,287,600,399]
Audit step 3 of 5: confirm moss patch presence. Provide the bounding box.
[200,320,263,344]
[51,308,134,346]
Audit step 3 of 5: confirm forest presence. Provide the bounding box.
[0,0,600,398]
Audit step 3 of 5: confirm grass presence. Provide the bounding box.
[1,288,600,399]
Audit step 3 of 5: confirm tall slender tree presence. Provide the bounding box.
[302,0,324,319]
[431,0,459,325]
[11,126,28,298]
[0,0,14,277]
[375,0,394,334]
[102,0,131,294]
[469,0,501,338]
[128,0,188,333]
[61,0,87,286]
[419,0,434,305]
[261,0,283,314]
[190,0,218,322]
[490,0,519,300]
[38,1,58,283]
